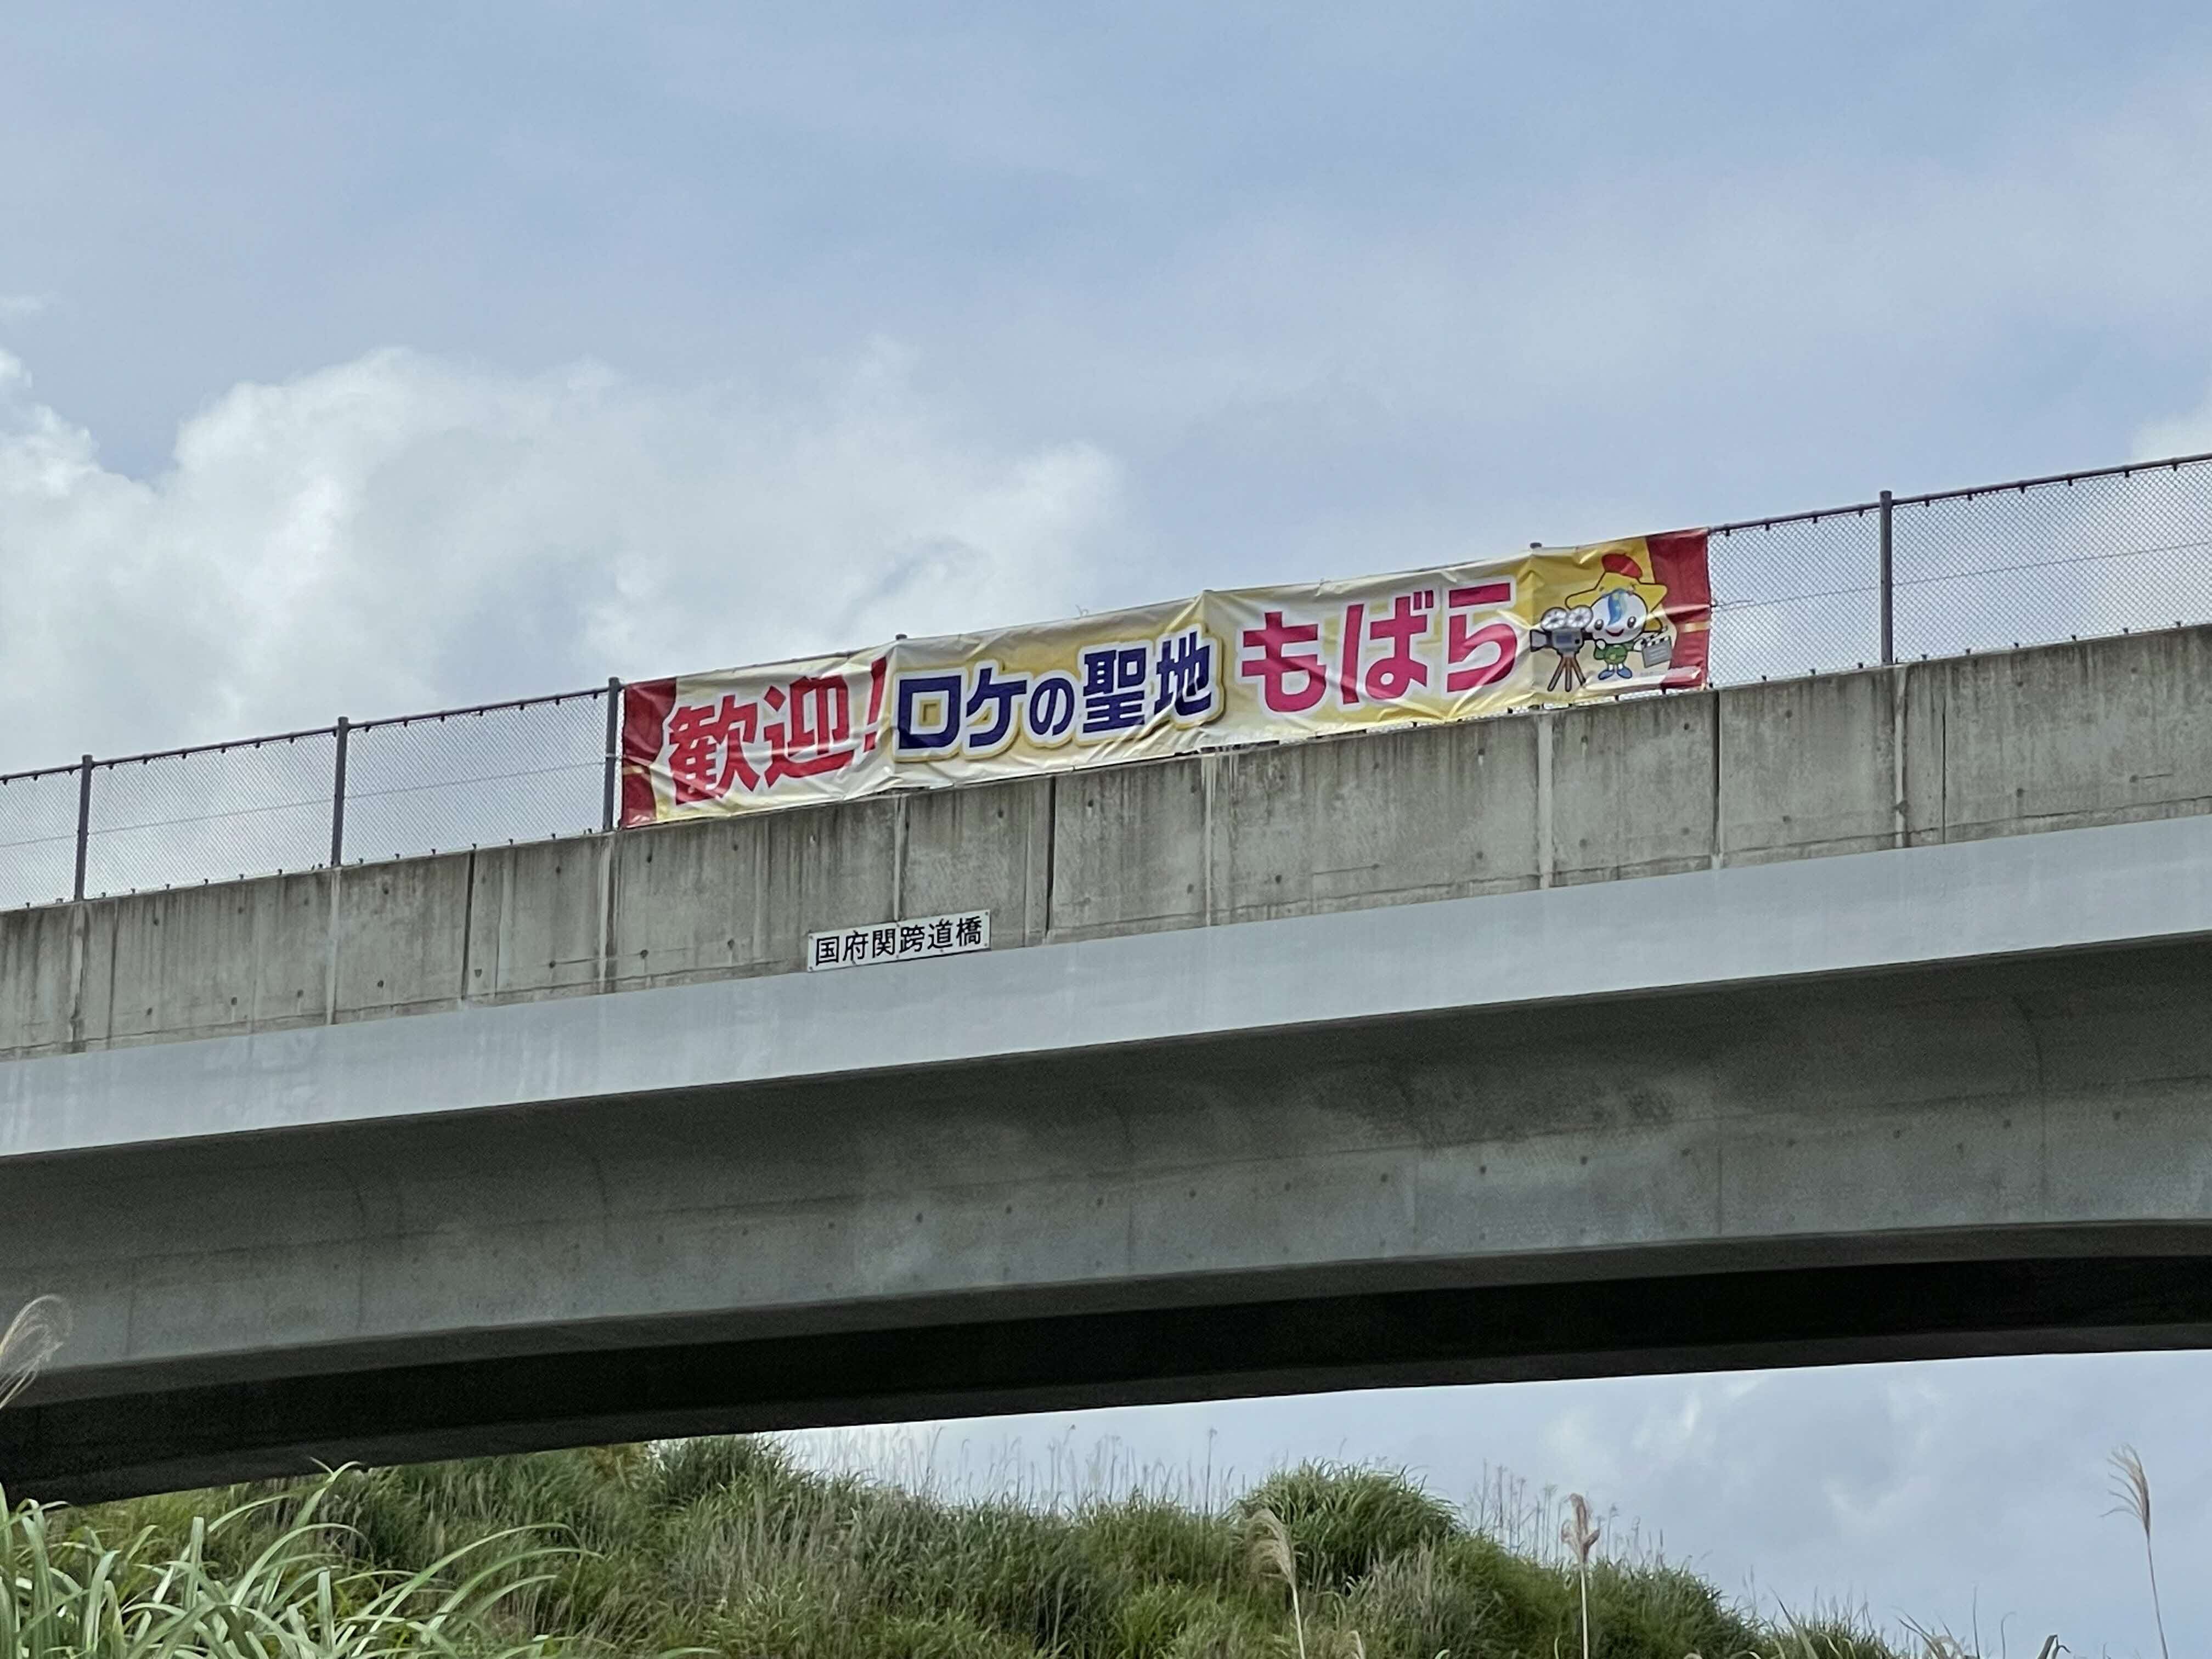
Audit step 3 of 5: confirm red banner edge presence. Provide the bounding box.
[1647,528,1713,690]
[618,678,678,827]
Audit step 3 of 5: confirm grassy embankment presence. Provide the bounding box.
[29,1438,1923,1658]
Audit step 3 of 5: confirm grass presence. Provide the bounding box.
[1,1474,572,1659]
[0,1296,70,1412]
[43,1442,1943,1659]
[2107,1446,2169,1659]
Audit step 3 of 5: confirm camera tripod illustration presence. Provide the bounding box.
[1527,551,1674,693]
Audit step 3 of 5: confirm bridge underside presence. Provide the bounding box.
[10,1240,2212,1505]
[8,936,2212,1502]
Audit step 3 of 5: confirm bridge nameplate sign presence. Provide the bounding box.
[808,910,990,972]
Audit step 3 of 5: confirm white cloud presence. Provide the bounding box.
[0,344,1122,770]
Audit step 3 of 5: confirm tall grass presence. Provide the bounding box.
[2,1475,577,1659]
[3,1295,603,1659]
[1244,1508,1306,1659]
[0,1297,69,1412]
[47,1444,1945,1659]
[1558,1493,1598,1659]
[2107,1446,2169,1659]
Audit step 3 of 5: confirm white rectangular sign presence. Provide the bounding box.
[808,910,991,972]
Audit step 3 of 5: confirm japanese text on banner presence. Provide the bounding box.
[620,532,1709,824]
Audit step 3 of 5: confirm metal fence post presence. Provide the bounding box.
[329,718,351,868]
[72,755,93,901]
[601,678,622,832]
[1878,488,1895,664]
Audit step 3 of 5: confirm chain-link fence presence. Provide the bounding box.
[0,687,616,906]
[1707,452,2212,676]
[83,730,338,900]
[1706,507,1884,683]
[1889,461,2212,658]
[3,452,2210,906]
[0,766,83,910]
[342,692,612,866]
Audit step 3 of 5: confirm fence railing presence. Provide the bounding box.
[0,687,618,909]
[4,450,2211,910]
[1704,450,2212,682]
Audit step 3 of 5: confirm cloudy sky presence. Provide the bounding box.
[8,2,2212,1644]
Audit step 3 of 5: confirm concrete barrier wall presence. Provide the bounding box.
[6,625,2210,1060]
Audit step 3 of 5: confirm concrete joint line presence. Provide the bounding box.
[890,795,909,921]
[64,901,89,1053]
[1709,696,1725,872]
[458,849,483,1009]
[1200,753,1218,924]
[1536,711,1555,889]
[1892,662,1910,850]
[1041,775,1061,944]
[597,834,617,994]
[323,866,343,1027]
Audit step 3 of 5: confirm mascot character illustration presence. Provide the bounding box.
[1553,551,1672,685]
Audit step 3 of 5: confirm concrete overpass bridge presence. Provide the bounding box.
[6,627,2212,1500]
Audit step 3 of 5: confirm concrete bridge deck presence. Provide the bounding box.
[4,627,2212,1498]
